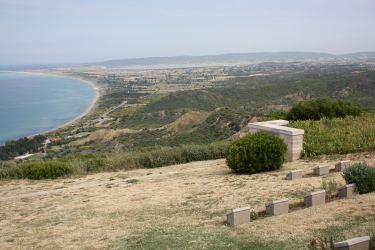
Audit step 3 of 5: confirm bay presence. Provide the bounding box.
[0,72,94,146]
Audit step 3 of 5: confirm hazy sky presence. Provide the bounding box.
[1,0,375,65]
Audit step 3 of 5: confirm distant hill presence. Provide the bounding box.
[88,52,375,67]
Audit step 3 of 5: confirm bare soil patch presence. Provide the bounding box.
[164,110,211,132]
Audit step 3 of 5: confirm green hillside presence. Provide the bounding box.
[115,67,375,130]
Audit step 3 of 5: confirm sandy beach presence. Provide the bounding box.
[0,70,100,138]
[37,75,100,135]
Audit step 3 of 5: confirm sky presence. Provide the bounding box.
[1,0,375,65]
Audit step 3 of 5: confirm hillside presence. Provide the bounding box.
[106,108,250,151]
[89,52,375,67]
[114,67,375,131]
[1,152,374,249]
[12,63,375,159]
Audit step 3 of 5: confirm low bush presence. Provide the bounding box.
[322,176,339,201]
[289,114,375,156]
[225,132,287,174]
[60,153,107,174]
[140,143,226,168]
[250,209,258,220]
[0,143,227,179]
[20,161,73,180]
[286,97,362,121]
[0,163,24,179]
[343,163,375,194]
[259,109,288,122]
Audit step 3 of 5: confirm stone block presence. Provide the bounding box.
[286,169,302,180]
[313,164,329,175]
[303,190,325,207]
[335,160,350,172]
[226,206,250,226]
[265,198,289,216]
[333,236,370,250]
[338,184,358,198]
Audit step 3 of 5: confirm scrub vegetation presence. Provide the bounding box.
[2,62,375,179]
[34,64,375,160]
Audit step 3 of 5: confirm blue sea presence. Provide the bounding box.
[0,72,94,146]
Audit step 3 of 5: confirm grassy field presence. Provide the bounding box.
[1,152,375,249]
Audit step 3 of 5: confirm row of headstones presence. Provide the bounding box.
[227,160,357,223]
[226,159,368,248]
[226,183,357,226]
[227,160,356,221]
[286,160,350,180]
[227,160,356,226]
[226,205,370,249]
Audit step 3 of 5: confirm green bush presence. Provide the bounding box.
[343,163,375,194]
[250,209,258,220]
[286,97,362,121]
[0,163,24,179]
[260,110,288,122]
[60,153,107,173]
[225,132,287,174]
[20,161,73,180]
[289,114,375,156]
[140,143,226,169]
[322,176,339,201]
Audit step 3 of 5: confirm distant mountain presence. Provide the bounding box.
[88,52,375,67]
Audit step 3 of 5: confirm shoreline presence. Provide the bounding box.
[0,70,100,139]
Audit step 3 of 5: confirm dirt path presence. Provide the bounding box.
[0,162,214,202]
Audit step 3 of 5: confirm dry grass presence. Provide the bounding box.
[1,153,375,249]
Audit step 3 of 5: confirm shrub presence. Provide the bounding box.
[342,162,375,194]
[20,161,73,180]
[259,109,288,122]
[0,163,24,179]
[225,132,287,174]
[286,97,362,121]
[322,176,339,201]
[1,143,227,179]
[250,209,258,220]
[140,143,226,169]
[60,153,107,174]
[289,114,375,156]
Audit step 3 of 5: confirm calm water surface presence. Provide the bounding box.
[0,72,94,146]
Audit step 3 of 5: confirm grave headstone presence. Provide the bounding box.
[286,169,302,180]
[335,160,350,172]
[226,206,250,226]
[333,236,370,250]
[338,184,358,198]
[313,164,329,175]
[303,190,325,207]
[265,198,289,216]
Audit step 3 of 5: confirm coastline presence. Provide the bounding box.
[0,70,100,139]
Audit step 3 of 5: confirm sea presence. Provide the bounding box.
[0,71,94,146]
